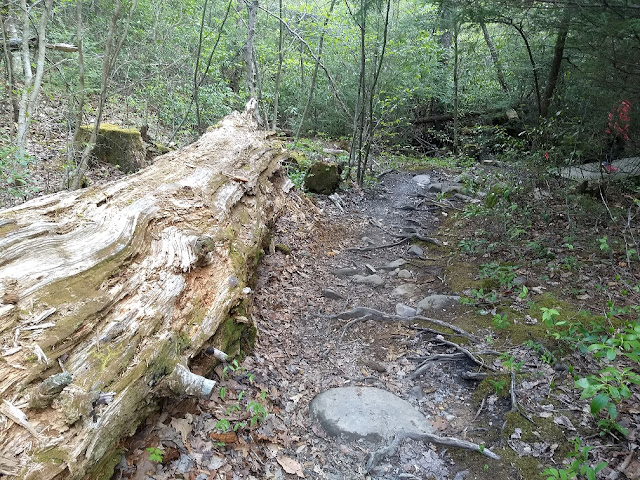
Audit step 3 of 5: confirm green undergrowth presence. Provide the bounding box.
[426,164,640,479]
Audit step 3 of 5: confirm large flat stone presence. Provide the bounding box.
[309,387,433,442]
[416,294,460,314]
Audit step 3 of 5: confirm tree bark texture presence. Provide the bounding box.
[15,0,53,149]
[480,21,508,93]
[540,13,570,118]
[0,110,292,479]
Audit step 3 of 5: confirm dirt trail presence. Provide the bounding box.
[117,170,518,480]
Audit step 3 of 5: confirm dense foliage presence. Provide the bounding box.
[1,0,637,161]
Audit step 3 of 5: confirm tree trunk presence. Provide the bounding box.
[244,0,262,124]
[271,0,284,130]
[69,0,138,190]
[540,13,570,118]
[480,20,508,92]
[15,0,53,149]
[294,0,337,140]
[453,20,460,155]
[1,4,19,126]
[0,108,292,479]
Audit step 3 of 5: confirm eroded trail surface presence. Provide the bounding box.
[119,170,513,480]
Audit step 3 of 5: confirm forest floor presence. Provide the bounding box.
[114,158,640,480]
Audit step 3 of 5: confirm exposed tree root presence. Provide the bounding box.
[345,238,408,252]
[366,431,500,472]
[323,306,477,341]
[433,335,497,371]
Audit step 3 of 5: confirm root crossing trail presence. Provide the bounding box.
[119,171,513,480]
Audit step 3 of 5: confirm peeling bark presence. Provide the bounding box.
[0,109,292,479]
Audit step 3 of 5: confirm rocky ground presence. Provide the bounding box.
[113,165,640,480]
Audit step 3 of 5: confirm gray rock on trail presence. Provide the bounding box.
[333,267,359,277]
[392,283,418,297]
[398,269,412,279]
[416,294,461,314]
[408,245,424,257]
[353,274,385,287]
[321,289,344,300]
[396,304,417,317]
[412,174,431,186]
[309,387,434,442]
[380,258,406,270]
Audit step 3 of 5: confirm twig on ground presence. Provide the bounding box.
[366,431,500,472]
[473,396,486,422]
[434,335,497,371]
[509,369,535,423]
[410,353,466,379]
[607,449,636,480]
[336,314,373,349]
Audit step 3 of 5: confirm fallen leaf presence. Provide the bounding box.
[171,417,193,445]
[553,415,576,431]
[209,431,238,444]
[277,456,305,477]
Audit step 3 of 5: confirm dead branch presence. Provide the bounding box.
[366,431,500,472]
[434,335,497,371]
[409,353,466,379]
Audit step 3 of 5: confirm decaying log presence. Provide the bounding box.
[0,108,292,479]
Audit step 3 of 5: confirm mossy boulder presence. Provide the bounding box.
[77,123,146,173]
[304,161,341,194]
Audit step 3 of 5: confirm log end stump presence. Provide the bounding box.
[77,123,146,173]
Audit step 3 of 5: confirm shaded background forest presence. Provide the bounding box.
[1,0,639,198]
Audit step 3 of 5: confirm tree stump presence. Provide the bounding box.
[76,123,147,173]
[0,109,292,479]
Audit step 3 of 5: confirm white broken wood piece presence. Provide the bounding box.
[28,307,56,325]
[164,364,216,398]
[0,109,291,479]
[0,400,42,441]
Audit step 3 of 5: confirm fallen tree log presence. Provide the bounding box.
[0,108,292,479]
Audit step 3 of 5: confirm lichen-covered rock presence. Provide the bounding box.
[304,161,341,194]
[77,123,146,173]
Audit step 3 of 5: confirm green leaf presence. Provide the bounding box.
[575,377,591,389]
[606,348,616,360]
[590,394,609,414]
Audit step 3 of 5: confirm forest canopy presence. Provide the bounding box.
[0,0,639,195]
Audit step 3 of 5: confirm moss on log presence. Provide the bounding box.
[77,123,146,173]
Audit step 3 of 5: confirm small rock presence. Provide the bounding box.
[453,470,470,480]
[407,245,424,257]
[409,385,424,400]
[321,288,344,300]
[333,267,359,277]
[380,259,406,270]
[361,236,376,245]
[175,453,194,474]
[416,294,461,314]
[412,174,431,186]
[397,269,412,279]
[442,183,463,194]
[428,182,443,192]
[444,413,455,422]
[453,193,473,202]
[396,303,417,317]
[353,274,385,287]
[391,284,417,296]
